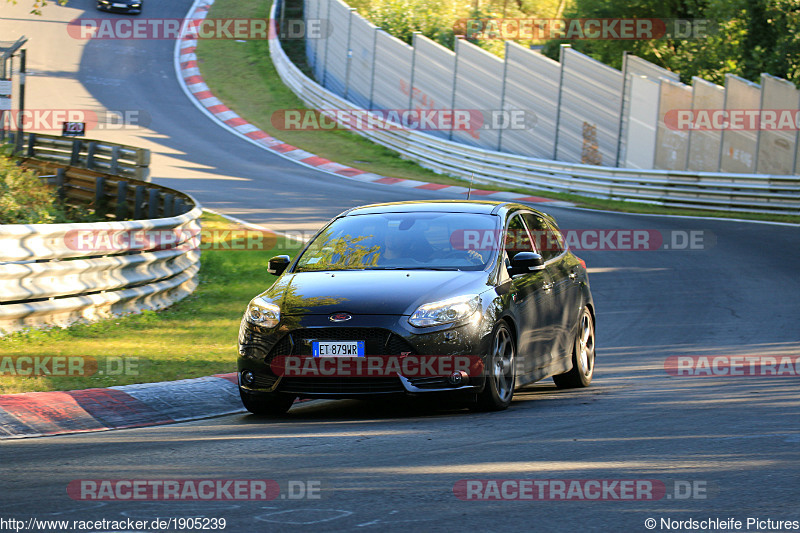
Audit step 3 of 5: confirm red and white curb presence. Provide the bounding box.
[173,0,572,207]
[0,374,310,439]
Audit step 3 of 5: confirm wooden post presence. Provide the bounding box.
[148,189,160,219]
[134,185,146,219]
[115,181,129,220]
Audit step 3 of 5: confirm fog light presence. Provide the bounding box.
[448,370,469,385]
[241,370,255,385]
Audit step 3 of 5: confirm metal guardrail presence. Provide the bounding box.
[268,2,800,215]
[0,150,202,335]
[7,131,151,181]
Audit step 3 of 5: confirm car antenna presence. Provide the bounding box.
[467,172,475,200]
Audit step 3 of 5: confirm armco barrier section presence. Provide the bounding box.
[7,131,150,181]
[302,0,800,177]
[271,2,800,214]
[0,146,201,334]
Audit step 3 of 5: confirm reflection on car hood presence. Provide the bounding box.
[268,270,492,316]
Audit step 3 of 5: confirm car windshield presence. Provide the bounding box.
[295,212,500,272]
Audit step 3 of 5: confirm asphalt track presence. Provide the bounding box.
[1,0,799,531]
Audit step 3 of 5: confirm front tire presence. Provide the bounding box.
[240,389,296,416]
[473,321,516,411]
[553,308,595,389]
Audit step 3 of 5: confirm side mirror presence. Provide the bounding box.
[509,252,544,276]
[267,255,291,276]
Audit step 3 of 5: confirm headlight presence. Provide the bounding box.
[409,295,480,328]
[245,296,280,328]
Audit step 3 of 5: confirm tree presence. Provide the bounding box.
[5,0,67,16]
[541,0,800,87]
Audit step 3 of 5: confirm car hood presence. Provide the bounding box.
[264,270,493,316]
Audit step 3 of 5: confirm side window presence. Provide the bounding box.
[546,220,566,257]
[521,213,564,262]
[505,214,534,262]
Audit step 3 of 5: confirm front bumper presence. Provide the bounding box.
[97,2,142,13]
[237,313,492,398]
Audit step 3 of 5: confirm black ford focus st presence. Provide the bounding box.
[237,200,595,415]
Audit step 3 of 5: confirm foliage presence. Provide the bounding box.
[5,0,68,16]
[0,147,101,224]
[0,148,62,224]
[347,0,799,87]
[349,0,458,48]
[347,0,563,53]
[541,0,800,87]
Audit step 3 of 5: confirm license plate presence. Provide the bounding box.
[313,341,365,357]
[113,3,127,6]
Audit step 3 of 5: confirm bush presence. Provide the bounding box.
[0,146,99,224]
[0,148,62,224]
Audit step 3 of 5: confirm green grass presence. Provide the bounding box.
[0,213,303,394]
[193,0,798,224]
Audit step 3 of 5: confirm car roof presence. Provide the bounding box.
[341,200,549,218]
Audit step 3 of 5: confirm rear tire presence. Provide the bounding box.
[240,389,296,416]
[472,321,516,411]
[553,308,595,389]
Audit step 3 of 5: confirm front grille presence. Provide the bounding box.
[280,377,404,394]
[261,328,416,394]
[265,328,415,360]
[267,335,293,358]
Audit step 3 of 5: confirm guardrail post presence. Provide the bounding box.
[367,27,379,109]
[134,185,146,219]
[115,181,129,220]
[320,0,332,87]
[343,8,355,100]
[26,132,36,157]
[109,146,121,175]
[163,193,175,218]
[70,139,82,165]
[615,51,629,167]
[148,189,161,219]
[497,41,509,152]
[94,176,107,217]
[86,142,97,170]
[448,38,461,141]
[55,168,66,202]
[552,44,570,160]
[408,32,420,112]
